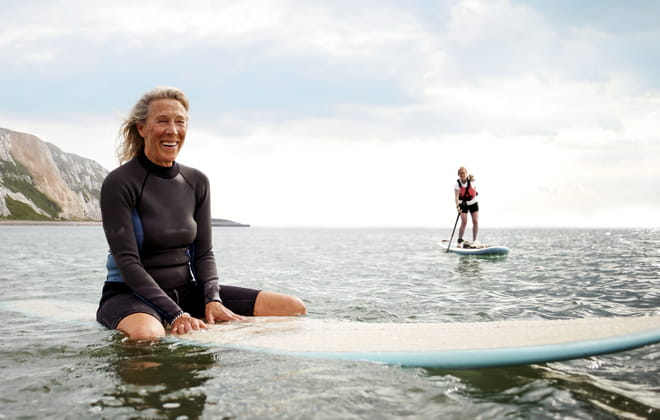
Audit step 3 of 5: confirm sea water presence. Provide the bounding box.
[0,225,658,419]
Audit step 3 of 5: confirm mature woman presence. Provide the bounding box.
[454,166,479,247]
[97,86,306,340]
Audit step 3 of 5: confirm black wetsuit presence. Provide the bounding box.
[96,154,257,328]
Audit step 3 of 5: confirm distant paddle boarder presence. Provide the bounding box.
[454,166,479,247]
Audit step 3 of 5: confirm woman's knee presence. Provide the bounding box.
[116,312,166,340]
[254,291,307,316]
[286,295,307,315]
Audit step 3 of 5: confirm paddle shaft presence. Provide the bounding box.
[447,211,461,252]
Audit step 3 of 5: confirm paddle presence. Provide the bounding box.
[446,211,461,252]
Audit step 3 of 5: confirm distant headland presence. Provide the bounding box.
[0,218,250,227]
[212,218,250,227]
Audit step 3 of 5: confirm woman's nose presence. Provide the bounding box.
[165,122,177,135]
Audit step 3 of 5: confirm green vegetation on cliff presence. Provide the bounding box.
[4,196,52,220]
[0,160,61,219]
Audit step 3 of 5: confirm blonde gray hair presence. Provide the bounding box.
[116,86,190,164]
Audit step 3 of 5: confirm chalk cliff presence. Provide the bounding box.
[0,128,107,221]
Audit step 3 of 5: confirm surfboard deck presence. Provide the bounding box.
[440,242,510,256]
[2,299,659,369]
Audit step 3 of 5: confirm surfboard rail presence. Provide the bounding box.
[440,242,510,256]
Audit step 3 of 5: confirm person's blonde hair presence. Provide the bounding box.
[116,86,190,164]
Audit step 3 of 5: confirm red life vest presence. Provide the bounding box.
[457,178,477,202]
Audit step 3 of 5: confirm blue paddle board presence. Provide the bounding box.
[2,299,659,369]
[440,242,509,256]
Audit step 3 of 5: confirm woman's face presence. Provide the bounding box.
[458,168,468,182]
[137,98,188,167]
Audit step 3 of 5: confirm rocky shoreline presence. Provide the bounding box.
[0,220,102,226]
[1,218,249,227]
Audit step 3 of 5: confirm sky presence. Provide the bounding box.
[1,0,659,229]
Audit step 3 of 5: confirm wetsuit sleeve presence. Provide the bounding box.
[101,168,184,323]
[190,170,222,304]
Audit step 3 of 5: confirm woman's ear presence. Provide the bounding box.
[136,121,145,138]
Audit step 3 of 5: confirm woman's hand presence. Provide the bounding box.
[205,301,247,324]
[171,312,207,335]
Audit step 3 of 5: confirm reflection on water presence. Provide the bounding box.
[455,256,483,280]
[426,361,660,418]
[454,254,508,282]
[93,338,217,419]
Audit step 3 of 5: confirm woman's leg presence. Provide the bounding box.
[458,212,468,242]
[254,291,307,316]
[97,282,167,340]
[116,313,166,340]
[471,211,479,241]
[219,285,306,316]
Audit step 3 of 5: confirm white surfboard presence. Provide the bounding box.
[2,299,659,369]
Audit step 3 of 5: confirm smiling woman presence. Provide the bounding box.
[97,86,306,341]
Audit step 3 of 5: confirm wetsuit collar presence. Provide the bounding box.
[137,152,180,179]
